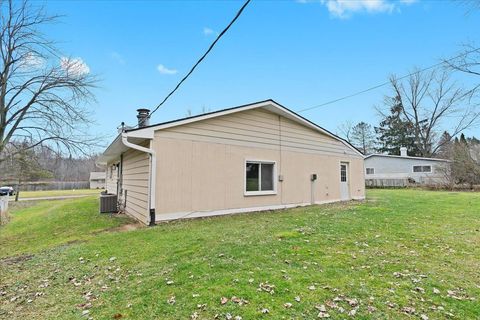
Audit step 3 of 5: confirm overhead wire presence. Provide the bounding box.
[147,0,251,120]
[297,46,480,113]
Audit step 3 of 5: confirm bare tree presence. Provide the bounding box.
[337,120,354,143]
[382,68,479,157]
[0,0,98,162]
[445,44,480,79]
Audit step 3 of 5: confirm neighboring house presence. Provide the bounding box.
[97,100,365,225]
[364,147,450,187]
[89,172,106,189]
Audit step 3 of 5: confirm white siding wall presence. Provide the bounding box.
[365,156,449,184]
[90,180,105,189]
[105,165,118,194]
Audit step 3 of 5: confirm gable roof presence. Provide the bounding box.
[126,99,363,155]
[365,154,450,162]
[98,99,363,164]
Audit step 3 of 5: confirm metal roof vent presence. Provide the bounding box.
[137,108,150,128]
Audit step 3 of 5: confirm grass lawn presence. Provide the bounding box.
[10,188,101,200]
[0,190,479,319]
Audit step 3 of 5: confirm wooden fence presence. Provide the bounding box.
[0,181,90,191]
[365,178,410,188]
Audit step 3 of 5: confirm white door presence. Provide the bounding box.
[340,163,350,200]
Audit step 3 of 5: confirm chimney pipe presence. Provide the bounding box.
[400,147,408,157]
[137,108,150,128]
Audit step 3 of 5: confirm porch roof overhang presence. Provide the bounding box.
[96,129,153,165]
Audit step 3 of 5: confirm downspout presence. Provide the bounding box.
[121,132,156,226]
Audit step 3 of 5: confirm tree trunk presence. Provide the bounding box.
[15,182,20,202]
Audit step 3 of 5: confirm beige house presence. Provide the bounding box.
[98,100,365,225]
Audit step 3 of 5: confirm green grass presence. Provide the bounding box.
[10,188,101,199]
[0,197,132,258]
[0,190,479,319]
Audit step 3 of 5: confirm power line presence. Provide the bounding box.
[148,0,251,119]
[297,46,480,114]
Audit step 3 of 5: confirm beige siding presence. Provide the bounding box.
[122,147,150,224]
[153,107,364,220]
[157,108,358,157]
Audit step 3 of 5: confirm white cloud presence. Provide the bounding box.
[203,27,215,36]
[111,51,126,65]
[157,64,178,75]
[60,57,90,76]
[299,0,419,16]
[321,0,395,18]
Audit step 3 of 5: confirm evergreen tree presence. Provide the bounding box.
[467,136,480,145]
[375,96,421,156]
[437,131,453,159]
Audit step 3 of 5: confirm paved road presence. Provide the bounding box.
[9,194,97,202]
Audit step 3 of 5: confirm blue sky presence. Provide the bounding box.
[43,0,480,145]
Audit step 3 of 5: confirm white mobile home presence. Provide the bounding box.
[365,148,450,187]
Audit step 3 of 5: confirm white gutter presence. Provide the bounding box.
[121,132,157,225]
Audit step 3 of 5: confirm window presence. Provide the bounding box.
[245,161,276,195]
[413,165,432,173]
[340,164,347,182]
[366,168,375,175]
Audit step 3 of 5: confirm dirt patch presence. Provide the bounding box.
[112,223,144,232]
[93,223,144,235]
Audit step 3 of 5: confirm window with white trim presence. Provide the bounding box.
[366,168,374,175]
[245,161,275,195]
[413,165,431,173]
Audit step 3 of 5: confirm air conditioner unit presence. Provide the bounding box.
[99,193,118,213]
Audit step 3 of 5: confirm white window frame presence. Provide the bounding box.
[244,159,277,196]
[366,167,375,175]
[412,165,432,173]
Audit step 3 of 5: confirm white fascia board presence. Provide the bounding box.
[97,131,153,165]
[365,154,451,162]
[125,129,154,139]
